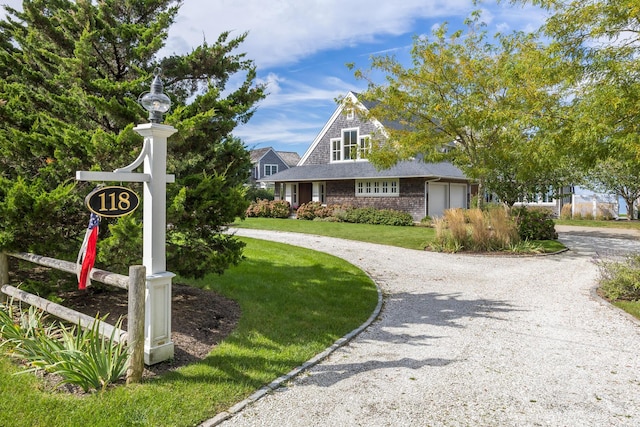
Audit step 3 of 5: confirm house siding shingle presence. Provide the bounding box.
[303,112,378,166]
[325,178,426,221]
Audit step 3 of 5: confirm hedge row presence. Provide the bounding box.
[297,202,414,226]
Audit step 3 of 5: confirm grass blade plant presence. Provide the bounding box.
[49,318,128,392]
[0,302,128,393]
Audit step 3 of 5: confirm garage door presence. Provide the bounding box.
[450,184,467,209]
[428,182,448,217]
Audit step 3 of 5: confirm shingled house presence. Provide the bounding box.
[249,147,300,189]
[261,92,475,221]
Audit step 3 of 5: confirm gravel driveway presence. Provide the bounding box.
[205,226,640,427]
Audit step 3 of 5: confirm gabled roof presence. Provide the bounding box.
[249,147,300,167]
[263,159,467,182]
[298,91,387,165]
[276,151,301,167]
[249,147,271,163]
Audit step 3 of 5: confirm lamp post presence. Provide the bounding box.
[134,68,177,364]
[76,68,177,364]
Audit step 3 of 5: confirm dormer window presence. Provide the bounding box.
[331,128,371,162]
[346,108,355,120]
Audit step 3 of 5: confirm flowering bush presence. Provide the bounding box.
[296,202,339,220]
[245,199,290,218]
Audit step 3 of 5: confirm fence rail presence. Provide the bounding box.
[0,252,145,384]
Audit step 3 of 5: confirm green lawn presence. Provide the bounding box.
[233,217,566,253]
[613,300,640,319]
[0,237,378,427]
[233,217,437,250]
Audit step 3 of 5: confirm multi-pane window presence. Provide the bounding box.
[359,136,370,159]
[264,164,278,176]
[517,187,555,204]
[343,129,358,160]
[331,138,341,161]
[355,179,399,197]
[331,128,370,162]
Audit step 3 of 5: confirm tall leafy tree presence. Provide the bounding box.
[0,0,266,278]
[586,153,640,220]
[349,13,574,206]
[510,0,640,166]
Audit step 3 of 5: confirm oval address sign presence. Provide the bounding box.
[86,186,140,218]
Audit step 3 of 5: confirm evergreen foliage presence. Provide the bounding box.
[0,1,266,278]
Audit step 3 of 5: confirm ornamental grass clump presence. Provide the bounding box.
[444,208,469,247]
[467,208,491,251]
[487,206,519,248]
[0,302,128,393]
[431,207,522,252]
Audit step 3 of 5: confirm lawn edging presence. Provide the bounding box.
[200,272,385,427]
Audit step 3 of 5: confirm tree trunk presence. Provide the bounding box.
[477,179,485,210]
[624,197,634,220]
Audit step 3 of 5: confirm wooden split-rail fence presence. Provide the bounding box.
[0,252,145,384]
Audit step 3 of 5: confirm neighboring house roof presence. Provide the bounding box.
[249,147,271,164]
[265,160,467,182]
[249,147,301,167]
[276,151,301,167]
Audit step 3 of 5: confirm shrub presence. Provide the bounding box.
[245,186,274,202]
[596,205,615,220]
[419,215,432,227]
[560,203,572,220]
[599,255,640,301]
[336,207,414,226]
[513,207,558,240]
[296,202,340,220]
[245,199,290,218]
[269,200,291,218]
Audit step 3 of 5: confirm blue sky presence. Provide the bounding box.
[1,0,548,156]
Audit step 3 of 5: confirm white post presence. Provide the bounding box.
[134,123,177,365]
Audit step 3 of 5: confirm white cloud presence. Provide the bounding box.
[165,0,474,68]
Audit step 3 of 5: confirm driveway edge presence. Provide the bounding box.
[199,270,385,427]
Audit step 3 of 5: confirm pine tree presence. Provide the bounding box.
[0,0,265,278]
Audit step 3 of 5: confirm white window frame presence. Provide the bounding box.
[331,138,341,162]
[264,164,278,176]
[516,187,555,205]
[346,108,355,120]
[355,179,399,197]
[330,127,371,163]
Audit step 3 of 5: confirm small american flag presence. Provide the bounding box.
[76,213,100,290]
